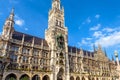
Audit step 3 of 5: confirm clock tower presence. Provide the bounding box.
[45,0,69,80]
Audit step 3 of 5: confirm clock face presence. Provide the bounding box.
[57,35,64,49]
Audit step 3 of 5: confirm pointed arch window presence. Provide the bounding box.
[56,20,58,26]
[59,21,61,27]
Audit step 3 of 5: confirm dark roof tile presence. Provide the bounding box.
[68,46,94,57]
[12,31,48,47]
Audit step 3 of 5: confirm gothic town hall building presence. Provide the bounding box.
[0,0,118,80]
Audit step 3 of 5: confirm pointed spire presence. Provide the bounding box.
[98,44,102,50]
[22,34,25,44]
[80,48,83,57]
[93,44,96,52]
[41,39,44,48]
[104,48,107,57]
[9,8,14,21]
[32,37,35,47]
[76,47,78,55]
[70,47,73,53]
[112,55,114,61]
[11,8,14,14]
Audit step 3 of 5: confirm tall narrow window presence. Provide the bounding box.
[56,20,58,26]
[59,21,61,27]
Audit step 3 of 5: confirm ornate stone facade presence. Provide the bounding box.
[0,0,118,80]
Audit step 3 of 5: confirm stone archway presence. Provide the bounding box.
[20,74,30,80]
[82,77,85,80]
[96,78,99,80]
[88,76,91,80]
[42,75,50,80]
[57,68,64,80]
[92,78,95,80]
[70,76,74,80]
[76,76,80,80]
[32,75,40,80]
[5,73,17,80]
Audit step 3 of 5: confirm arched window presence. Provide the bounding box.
[70,76,74,80]
[56,20,58,26]
[59,60,64,65]
[5,73,17,80]
[42,75,50,80]
[57,68,64,80]
[32,75,40,80]
[76,76,80,80]
[60,52,63,58]
[59,21,61,27]
[20,74,30,80]
[82,77,85,80]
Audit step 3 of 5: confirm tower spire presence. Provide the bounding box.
[104,48,107,57]
[52,0,61,10]
[98,44,102,50]
[93,44,96,52]
[9,8,14,21]
[2,8,14,39]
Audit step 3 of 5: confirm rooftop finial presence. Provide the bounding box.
[104,48,107,57]
[11,8,14,14]
[8,8,14,20]
[98,44,102,50]
[93,44,96,52]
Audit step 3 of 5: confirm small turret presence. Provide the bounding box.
[114,50,119,66]
[2,8,15,40]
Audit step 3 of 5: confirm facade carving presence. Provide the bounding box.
[0,0,119,80]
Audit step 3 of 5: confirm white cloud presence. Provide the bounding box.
[81,39,87,44]
[102,27,114,32]
[79,25,120,51]
[15,15,24,26]
[77,42,82,47]
[25,28,28,31]
[15,20,24,26]
[78,38,93,48]
[95,31,120,48]
[86,38,92,40]
[95,14,100,19]
[82,17,91,24]
[93,31,103,38]
[90,24,101,31]
[86,17,91,23]
[102,27,120,32]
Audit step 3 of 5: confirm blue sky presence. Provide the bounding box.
[0,0,120,60]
